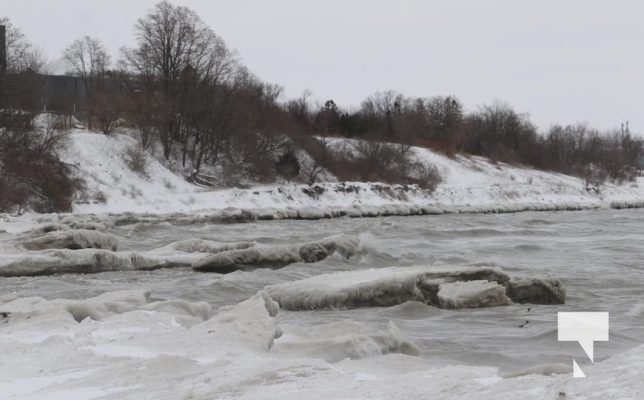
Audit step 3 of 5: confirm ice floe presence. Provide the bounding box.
[505,277,567,305]
[22,229,119,251]
[0,232,268,276]
[436,280,511,309]
[0,249,168,276]
[192,234,360,273]
[266,266,565,310]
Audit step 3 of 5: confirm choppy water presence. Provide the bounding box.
[2,208,643,374]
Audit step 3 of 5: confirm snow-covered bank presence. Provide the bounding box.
[3,130,644,234]
[42,130,644,221]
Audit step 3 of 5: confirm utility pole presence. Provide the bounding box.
[0,25,6,73]
[0,25,6,106]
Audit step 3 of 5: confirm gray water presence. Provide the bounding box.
[2,208,643,374]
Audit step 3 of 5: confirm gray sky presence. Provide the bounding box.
[3,0,643,132]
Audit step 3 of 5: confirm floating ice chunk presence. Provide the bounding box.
[266,266,564,310]
[150,239,256,254]
[144,239,256,268]
[31,221,108,234]
[1,238,260,277]
[192,245,301,273]
[193,291,281,351]
[192,234,360,273]
[436,280,511,309]
[0,249,167,277]
[23,229,119,251]
[505,277,566,305]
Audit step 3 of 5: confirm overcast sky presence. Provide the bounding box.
[3,0,643,131]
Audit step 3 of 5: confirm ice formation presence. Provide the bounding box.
[435,280,511,309]
[266,266,565,310]
[192,234,360,272]
[505,277,567,305]
[150,238,256,254]
[22,229,119,251]
[273,320,419,362]
[0,249,168,276]
[0,232,266,276]
[0,288,641,399]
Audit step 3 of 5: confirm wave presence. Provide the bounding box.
[501,363,570,378]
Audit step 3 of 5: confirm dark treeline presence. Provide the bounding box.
[290,91,642,186]
[1,1,642,212]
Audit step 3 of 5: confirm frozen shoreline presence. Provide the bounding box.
[4,194,644,235]
[3,130,644,231]
[1,289,642,399]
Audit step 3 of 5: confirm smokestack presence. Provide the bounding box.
[0,25,6,72]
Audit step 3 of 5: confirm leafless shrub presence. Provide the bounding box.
[163,178,175,190]
[410,162,442,191]
[275,146,300,179]
[122,144,149,177]
[94,190,107,204]
[90,87,122,135]
[288,134,331,185]
[352,140,396,180]
[306,164,325,186]
[580,163,607,193]
[125,93,161,149]
[0,113,79,212]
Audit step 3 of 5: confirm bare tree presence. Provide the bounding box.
[64,36,111,80]
[0,18,46,118]
[63,36,111,128]
[91,86,121,135]
[0,17,46,73]
[121,1,237,159]
[287,89,314,133]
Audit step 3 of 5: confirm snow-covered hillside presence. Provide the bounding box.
[59,130,644,216]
